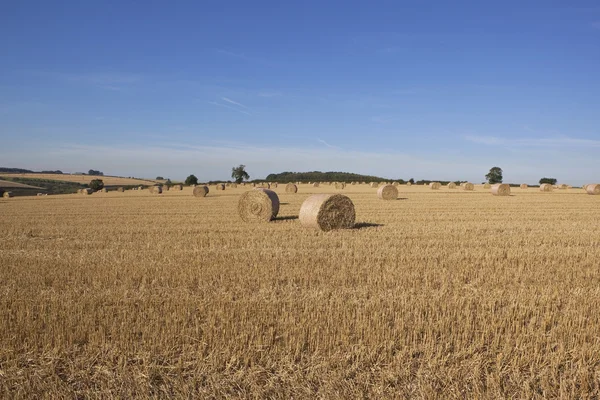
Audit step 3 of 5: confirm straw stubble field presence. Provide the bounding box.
[1,184,599,398]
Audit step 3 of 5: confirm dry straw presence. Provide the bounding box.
[150,186,163,194]
[483,183,491,189]
[82,188,93,195]
[377,184,398,200]
[238,188,280,222]
[370,182,378,188]
[313,182,320,188]
[101,188,108,193]
[299,194,355,231]
[285,183,298,193]
[429,182,441,190]
[586,184,600,195]
[491,183,511,196]
[520,184,528,189]
[193,186,209,197]
[463,183,474,191]
[447,182,457,189]
[3,191,14,198]
[406,182,412,186]
[216,183,225,190]
[540,183,553,192]
[231,183,237,188]
[335,182,346,189]
[117,187,124,192]
[559,184,568,190]
[172,184,183,191]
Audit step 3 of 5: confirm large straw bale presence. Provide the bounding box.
[299,194,355,231]
[586,184,600,195]
[238,188,280,222]
[540,183,553,192]
[377,184,398,200]
[429,182,441,190]
[491,183,511,196]
[447,182,457,189]
[193,185,209,197]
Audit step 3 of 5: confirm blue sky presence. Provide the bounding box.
[1,1,599,184]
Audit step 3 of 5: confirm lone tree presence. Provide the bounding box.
[185,175,198,186]
[485,167,503,184]
[231,164,250,184]
[539,177,557,185]
[89,179,104,191]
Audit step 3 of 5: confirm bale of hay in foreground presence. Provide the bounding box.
[483,183,491,189]
[285,183,298,193]
[447,182,457,189]
[491,184,511,196]
[540,183,553,192]
[463,182,474,191]
[520,184,528,189]
[150,186,163,194]
[586,184,600,195]
[117,187,124,192]
[238,188,280,222]
[193,185,209,197]
[3,191,14,198]
[299,194,355,231]
[429,182,441,190]
[377,184,398,200]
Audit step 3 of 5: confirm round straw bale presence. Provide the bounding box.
[138,186,143,190]
[299,194,355,231]
[231,183,237,188]
[540,183,553,192]
[370,182,378,188]
[77,189,82,194]
[101,188,108,193]
[193,185,209,197]
[559,184,568,190]
[491,183,511,196]
[238,188,280,222]
[429,182,441,190]
[463,182,474,191]
[216,183,225,190]
[172,184,183,191]
[313,182,320,187]
[150,186,163,194]
[447,182,457,189]
[117,187,124,192]
[82,188,93,195]
[335,182,346,189]
[406,182,412,186]
[586,184,600,195]
[3,191,14,198]
[520,184,528,189]
[285,183,298,193]
[272,183,278,188]
[377,184,398,200]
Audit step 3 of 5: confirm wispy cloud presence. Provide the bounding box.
[317,138,342,150]
[208,101,251,116]
[221,97,249,109]
[463,135,600,147]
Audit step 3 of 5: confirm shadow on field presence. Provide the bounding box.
[397,197,408,200]
[274,215,298,221]
[279,202,290,205]
[353,222,384,229]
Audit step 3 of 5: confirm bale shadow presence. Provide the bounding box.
[274,215,299,221]
[279,202,290,205]
[353,222,384,229]
[397,197,408,200]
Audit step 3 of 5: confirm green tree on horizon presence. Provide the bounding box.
[485,167,503,184]
[231,165,250,184]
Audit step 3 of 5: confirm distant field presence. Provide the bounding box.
[0,173,158,186]
[1,183,599,398]
[0,179,43,189]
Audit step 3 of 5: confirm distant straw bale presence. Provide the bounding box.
[193,185,209,197]
[586,184,600,195]
[82,188,93,195]
[335,182,346,189]
[463,183,474,191]
[520,184,528,189]
[491,184,511,196]
[231,183,237,188]
[370,182,378,188]
[313,182,320,187]
[406,182,412,186]
[3,191,14,198]
[377,184,398,200]
[559,184,568,190]
[483,183,491,189]
[150,186,163,194]
[171,184,183,191]
[540,183,553,192]
[447,182,457,189]
[299,194,355,231]
[117,187,124,192]
[216,184,225,190]
[285,183,298,193]
[429,182,441,190]
[101,188,108,193]
[238,188,280,222]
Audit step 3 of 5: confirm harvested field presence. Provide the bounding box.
[1,173,157,186]
[1,184,600,398]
